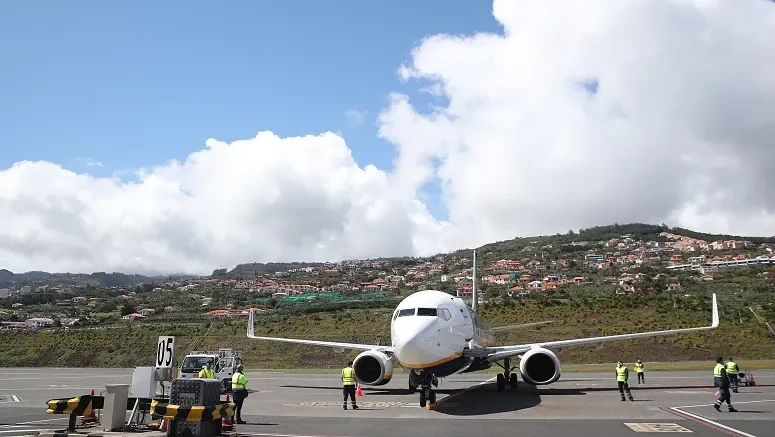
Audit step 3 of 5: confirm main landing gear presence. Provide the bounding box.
[495,357,519,392]
[409,371,438,407]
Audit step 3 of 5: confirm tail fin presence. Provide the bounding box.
[472,249,478,312]
[247,309,255,338]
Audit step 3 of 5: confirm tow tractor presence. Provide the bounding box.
[178,348,243,393]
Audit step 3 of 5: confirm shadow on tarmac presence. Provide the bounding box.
[539,384,772,395]
[280,385,460,395]
[434,383,542,416]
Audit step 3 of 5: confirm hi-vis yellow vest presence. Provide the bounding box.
[714,363,725,377]
[634,363,644,373]
[616,366,628,382]
[232,372,248,390]
[342,367,356,386]
[725,361,739,375]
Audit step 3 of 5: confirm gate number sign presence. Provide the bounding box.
[156,336,175,368]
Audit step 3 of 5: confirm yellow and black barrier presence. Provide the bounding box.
[150,399,235,422]
[46,394,161,432]
[46,394,102,416]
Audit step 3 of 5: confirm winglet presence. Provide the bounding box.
[711,293,719,328]
[247,309,255,338]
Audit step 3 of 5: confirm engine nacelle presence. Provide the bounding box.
[519,347,561,385]
[353,350,393,386]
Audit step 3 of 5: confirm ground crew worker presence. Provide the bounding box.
[634,359,645,384]
[231,364,249,424]
[726,357,740,393]
[713,356,737,412]
[341,360,358,410]
[616,361,634,401]
[198,362,215,379]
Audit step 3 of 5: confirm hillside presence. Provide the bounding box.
[454,223,775,263]
[0,270,196,289]
[1,222,774,369]
[1,292,773,368]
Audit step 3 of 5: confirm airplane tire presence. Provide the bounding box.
[408,384,417,394]
[510,373,519,390]
[429,390,436,404]
[496,373,505,392]
[420,391,427,408]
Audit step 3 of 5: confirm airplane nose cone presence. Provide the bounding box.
[393,317,437,368]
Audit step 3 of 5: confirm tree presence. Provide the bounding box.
[120,302,137,316]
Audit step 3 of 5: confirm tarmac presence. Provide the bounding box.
[0,367,773,437]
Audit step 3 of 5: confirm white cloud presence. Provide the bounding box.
[380,0,775,254]
[344,109,368,127]
[0,133,430,274]
[80,158,104,168]
[2,0,775,274]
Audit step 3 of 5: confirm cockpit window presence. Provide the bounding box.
[417,308,437,317]
[397,308,415,317]
[439,308,451,321]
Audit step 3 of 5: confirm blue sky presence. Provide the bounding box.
[1,0,502,219]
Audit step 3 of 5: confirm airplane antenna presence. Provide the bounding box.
[472,249,478,312]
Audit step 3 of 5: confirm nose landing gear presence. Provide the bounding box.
[416,372,438,407]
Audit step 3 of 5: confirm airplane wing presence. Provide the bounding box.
[477,293,719,363]
[491,320,555,332]
[246,309,393,353]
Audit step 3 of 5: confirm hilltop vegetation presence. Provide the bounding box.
[0,269,194,289]
[457,223,775,263]
[1,291,773,368]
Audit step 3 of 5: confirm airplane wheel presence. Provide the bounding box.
[420,390,427,408]
[496,373,505,392]
[408,384,417,394]
[429,390,437,404]
[509,373,519,390]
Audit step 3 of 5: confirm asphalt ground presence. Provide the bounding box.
[0,368,773,437]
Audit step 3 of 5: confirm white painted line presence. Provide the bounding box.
[670,408,758,437]
[0,387,100,391]
[10,395,20,402]
[435,376,497,406]
[10,418,69,426]
[0,429,55,434]
[237,433,345,437]
[672,399,775,409]
[0,375,129,381]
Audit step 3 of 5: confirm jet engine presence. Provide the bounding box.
[519,347,561,385]
[353,350,393,386]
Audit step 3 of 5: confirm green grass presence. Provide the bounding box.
[1,294,773,369]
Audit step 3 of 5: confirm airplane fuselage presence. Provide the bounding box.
[390,289,493,377]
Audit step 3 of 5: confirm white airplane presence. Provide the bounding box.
[247,250,720,407]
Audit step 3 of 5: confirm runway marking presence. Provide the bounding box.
[0,386,100,391]
[237,433,349,437]
[0,429,55,434]
[666,407,758,437]
[623,423,693,432]
[435,376,497,407]
[283,401,420,408]
[672,399,775,409]
[1,418,68,426]
[665,391,715,395]
[0,375,129,381]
